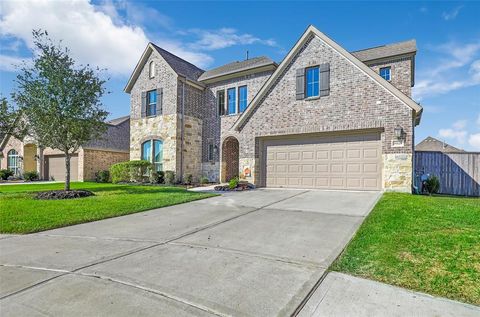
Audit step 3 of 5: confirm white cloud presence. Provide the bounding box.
[438,128,467,144]
[468,133,480,150]
[452,119,467,130]
[414,40,480,100]
[187,28,277,51]
[0,0,149,75]
[442,5,463,21]
[0,54,28,72]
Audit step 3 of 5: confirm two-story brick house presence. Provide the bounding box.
[125,25,422,192]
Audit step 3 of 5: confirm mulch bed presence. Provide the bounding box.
[35,190,95,200]
[214,182,255,191]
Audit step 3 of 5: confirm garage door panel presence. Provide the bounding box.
[46,155,78,181]
[265,132,381,190]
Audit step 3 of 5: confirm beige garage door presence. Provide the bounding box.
[46,155,79,181]
[265,133,382,190]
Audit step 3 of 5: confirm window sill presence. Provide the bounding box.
[220,113,241,117]
[304,96,321,101]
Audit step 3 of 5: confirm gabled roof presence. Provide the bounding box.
[124,43,204,93]
[198,56,277,82]
[232,25,423,131]
[351,40,416,62]
[107,115,130,126]
[416,136,464,153]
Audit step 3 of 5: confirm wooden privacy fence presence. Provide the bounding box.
[414,151,480,197]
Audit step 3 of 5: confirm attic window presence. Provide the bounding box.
[380,67,391,81]
[149,61,155,78]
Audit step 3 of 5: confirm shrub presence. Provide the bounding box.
[228,177,239,190]
[200,176,210,184]
[184,173,193,185]
[0,169,14,180]
[425,175,440,195]
[165,170,175,185]
[23,170,39,181]
[110,160,153,184]
[95,170,110,183]
[150,171,165,184]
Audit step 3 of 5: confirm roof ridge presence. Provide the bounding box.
[150,43,205,72]
[351,39,416,53]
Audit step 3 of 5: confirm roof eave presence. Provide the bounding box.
[198,63,277,83]
[233,25,422,131]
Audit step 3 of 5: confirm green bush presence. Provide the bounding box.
[0,169,14,180]
[150,171,165,184]
[110,160,153,184]
[200,176,210,184]
[228,177,239,190]
[23,170,39,181]
[184,173,193,185]
[95,170,110,183]
[165,170,175,185]
[425,175,440,195]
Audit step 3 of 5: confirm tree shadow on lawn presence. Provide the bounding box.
[86,184,195,195]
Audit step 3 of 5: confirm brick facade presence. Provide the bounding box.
[127,29,418,192]
[82,149,129,181]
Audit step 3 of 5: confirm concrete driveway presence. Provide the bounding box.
[0,189,381,316]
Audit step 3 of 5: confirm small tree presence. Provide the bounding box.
[13,30,108,191]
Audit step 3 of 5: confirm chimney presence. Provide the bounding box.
[245,50,249,60]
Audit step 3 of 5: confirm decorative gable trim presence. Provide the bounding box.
[232,25,423,131]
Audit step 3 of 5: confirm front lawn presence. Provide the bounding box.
[0,182,215,234]
[332,193,480,305]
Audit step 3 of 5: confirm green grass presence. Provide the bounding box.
[0,182,216,234]
[331,193,480,305]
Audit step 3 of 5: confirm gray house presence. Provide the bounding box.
[125,25,422,192]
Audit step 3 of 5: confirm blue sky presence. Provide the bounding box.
[1,1,479,150]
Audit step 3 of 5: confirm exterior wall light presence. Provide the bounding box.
[394,126,404,139]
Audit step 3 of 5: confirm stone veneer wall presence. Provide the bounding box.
[130,114,178,173]
[179,115,203,181]
[82,149,129,181]
[231,34,414,192]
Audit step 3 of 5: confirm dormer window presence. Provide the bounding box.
[149,61,155,78]
[380,67,391,81]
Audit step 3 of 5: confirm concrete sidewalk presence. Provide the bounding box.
[298,272,480,317]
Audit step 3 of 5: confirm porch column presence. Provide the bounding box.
[36,147,44,180]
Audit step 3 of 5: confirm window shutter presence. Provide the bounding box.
[141,91,147,118]
[296,68,305,100]
[157,88,163,115]
[319,63,330,97]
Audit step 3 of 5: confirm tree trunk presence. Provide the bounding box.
[64,153,71,191]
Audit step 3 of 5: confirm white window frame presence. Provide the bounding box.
[149,61,155,78]
[7,149,19,176]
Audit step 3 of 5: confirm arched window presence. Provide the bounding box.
[149,61,155,78]
[141,139,163,171]
[7,149,19,176]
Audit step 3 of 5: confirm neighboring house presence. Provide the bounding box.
[0,116,130,181]
[125,25,422,192]
[416,136,464,153]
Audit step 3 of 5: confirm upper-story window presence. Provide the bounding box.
[217,90,225,116]
[147,90,157,116]
[149,61,155,78]
[305,66,319,98]
[380,67,391,81]
[238,86,248,112]
[227,88,236,115]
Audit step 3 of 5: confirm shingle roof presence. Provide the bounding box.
[198,56,277,82]
[351,40,416,62]
[151,44,204,81]
[416,136,464,153]
[107,115,130,126]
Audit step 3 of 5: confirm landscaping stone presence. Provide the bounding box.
[35,190,94,200]
[214,181,255,191]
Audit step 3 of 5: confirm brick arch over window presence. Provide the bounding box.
[221,136,239,182]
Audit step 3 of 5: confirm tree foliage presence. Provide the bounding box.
[0,97,26,140]
[12,30,109,190]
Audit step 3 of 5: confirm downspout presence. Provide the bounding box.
[180,78,185,183]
